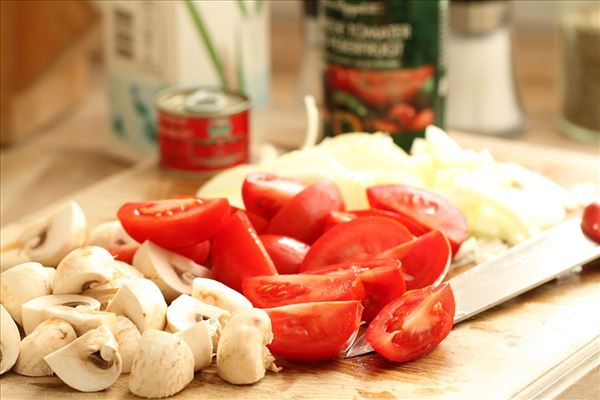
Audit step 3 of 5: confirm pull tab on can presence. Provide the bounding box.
[184,89,227,114]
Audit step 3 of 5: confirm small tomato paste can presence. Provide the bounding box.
[156,87,250,175]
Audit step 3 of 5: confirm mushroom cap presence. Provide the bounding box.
[86,220,137,249]
[0,304,21,374]
[52,246,114,294]
[112,315,141,373]
[133,241,212,302]
[176,322,213,371]
[14,318,77,377]
[0,262,55,325]
[167,294,230,332]
[129,330,194,398]
[42,306,118,336]
[44,325,122,392]
[191,277,252,313]
[106,279,167,333]
[0,247,30,273]
[21,294,101,335]
[81,261,144,310]
[112,261,144,280]
[19,201,86,266]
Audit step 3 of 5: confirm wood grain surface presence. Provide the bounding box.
[1,133,599,399]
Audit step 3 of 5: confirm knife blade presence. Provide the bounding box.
[345,217,600,358]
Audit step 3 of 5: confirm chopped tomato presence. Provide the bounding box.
[367,185,468,255]
[324,210,356,232]
[242,173,306,220]
[108,242,139,264]
[265,301,363,361]
[268,180,345,244]
[259,235,310,275]
[118,197,230,249]
[242,273,364,308]
[582,202,600,244]
[211,211,277,291]
[231,207,269,234]
[376,230,451,290]
[366,283,455,362]
[300,216,413,272]
[307,259,406,323]
[353,209,429,237]
[171,241,211,265]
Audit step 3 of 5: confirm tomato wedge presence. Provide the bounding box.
[171,241,211,265]
[376,230,451,290]
[118,197,230,249]
[242,273,364,308]
[259,234,310,275]
[211,211,277,291]
[323,210,356,232]
[324,209,429,236]
[231,207,269,234]
[268,180,345,244]
[582,202,600,244]
[307,259,406,323]
[108,242,139,264]
[242,172,306,220]
[367,185,468,255]
[265,301,363,361]
[300,216,413,272]
[366,283,455,362]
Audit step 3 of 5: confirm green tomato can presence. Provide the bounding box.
[321,0,447,150]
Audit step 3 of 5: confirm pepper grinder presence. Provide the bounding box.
[447,0,525,136]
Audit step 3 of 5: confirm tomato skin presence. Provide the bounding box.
[242,273,364,308]
[211,211,277,291]
[367,185,468,255]
[171,241,211,265]
[300,216,413,272]
[268,180,345,244]
[366,283,455,363]
[230,207,269,234]
[353,209,430,237]
[108,243,139,264]
[307,259,406,323]
[324,210,356,232]
[265,301,364,361]
[242,173,306,220]
[582,202,600,244]
[118,197,230,249]
[259,235,310,275]
[376,230,451,290]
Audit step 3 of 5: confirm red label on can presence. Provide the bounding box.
[158,110,249,173]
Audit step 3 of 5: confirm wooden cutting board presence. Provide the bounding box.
[1,133,599,399]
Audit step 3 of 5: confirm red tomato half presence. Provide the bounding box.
[367,185,468,255]
[172,241,211,265]
[266,301,364,361]
[353,209,429,237]
[268,180,345,244]
[323,210,356,232]
[108,243,139,264]
[366,283,455,362]
[242,273,364,308]
[118,197,230,249]
[307,259,406,323]
[300,217,413,272]
[582,202,600,244]
[259,235,310,275]
[376,230,451,290]
[211,211,277,291]
[242,173,306,220]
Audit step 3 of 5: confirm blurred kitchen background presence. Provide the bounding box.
[1,0,599,224]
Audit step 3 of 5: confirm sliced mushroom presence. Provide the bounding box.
[129,330,194,398]
[81,261,144,310]
[44,325,122,392]
[175,322,213,371]
[19,201,86,266]
[112,315,141,373]
[217,308,279,385]
[0,247,30,273]
[21,294,100,335]
[0,304,20,374]
[52,246,114,294]
[133,241,212,302]
[191,277,252,313]
[106,279,167,333]
[86,220,137,249]
[1,262,55,325]
[42,306,117,336]
[14,318,76,377]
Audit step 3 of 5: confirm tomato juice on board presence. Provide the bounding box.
[321,0,447,150]
[156,87,250,176]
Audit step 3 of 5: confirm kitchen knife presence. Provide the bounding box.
[345,217,600,358]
